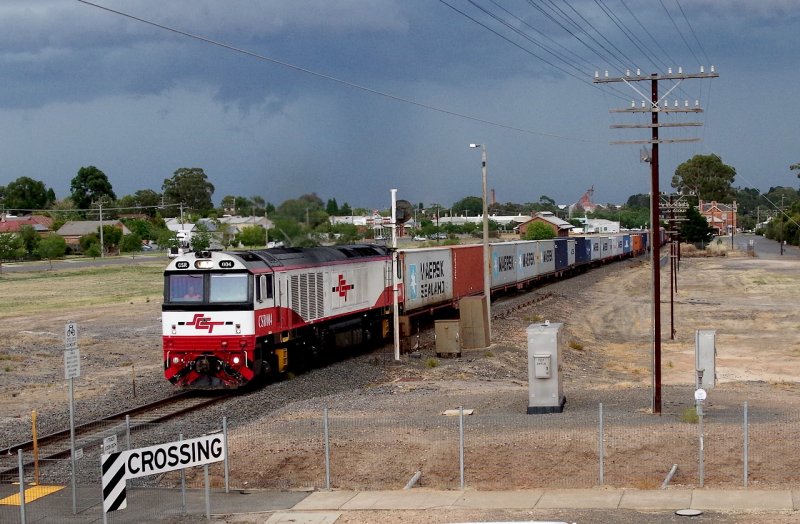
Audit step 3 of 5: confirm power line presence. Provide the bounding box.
[76,0,596,143]
[658,0,702,66]
[674,0,711,65]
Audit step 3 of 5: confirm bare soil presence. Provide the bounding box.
[3,245,800,524]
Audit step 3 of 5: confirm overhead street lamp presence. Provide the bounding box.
[469,143,492,342]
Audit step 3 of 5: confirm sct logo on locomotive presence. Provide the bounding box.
[185,313,224,333]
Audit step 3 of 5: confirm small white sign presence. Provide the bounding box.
[694,388,707,401]
[103,435,118,454]
[64,321,78,350]
[64,347,80,379]
[74,448,84,460]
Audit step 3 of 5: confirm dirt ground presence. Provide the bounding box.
[2,242,800,492]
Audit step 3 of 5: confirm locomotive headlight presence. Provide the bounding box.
[235,323,241,334]
[172,356,180,364]
[194,260,214,269]
[232,355,241,365]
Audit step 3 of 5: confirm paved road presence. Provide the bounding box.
[728,233,799,260]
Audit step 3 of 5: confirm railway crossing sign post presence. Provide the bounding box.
[101,433,227,521]
[64,320,79,514]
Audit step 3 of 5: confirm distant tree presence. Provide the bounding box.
[101,225,123,252]
[84,243,102,258]
[157,229,179,250]
[3,176,55,212]
[277,193,327,228]
[190,224,212,251]
[625,193,650,209]
[251,196,266,215]
[37,234,67,268]
[162,168,215,214]
[523,221,556,240]
[537,195,557,213]
[0,233,24,269]
[680,206,714,244]
[18,225,40,257]
[451,196,483,216]
[79,233,100,252]
[331,223,360,244]
[70,166,116,211]
[236,225,266,247]
[339,202,353,216]
[326,198,340,216]
[672,154,736,202]
[115,189,162,216]
[122,218,157,241]
[120,233,143,257]
[791,162,800,179]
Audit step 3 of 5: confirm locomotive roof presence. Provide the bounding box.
[228,244,391,269]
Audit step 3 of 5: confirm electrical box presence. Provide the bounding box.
[435,320,461,358]
[526,322,565,414]
[695,329,716,389]
[459,295,490,349]
[533,354,551,378]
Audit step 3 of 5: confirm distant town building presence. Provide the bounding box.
[698,200,738,234]
[516,212,574,238]
[0,214,53,236]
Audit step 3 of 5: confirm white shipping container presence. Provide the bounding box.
[491,242,518,287]
[401,248,453,311]
[515,241,539,283]
[537,239,556,276]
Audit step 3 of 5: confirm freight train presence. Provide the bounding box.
[163,232,650,388]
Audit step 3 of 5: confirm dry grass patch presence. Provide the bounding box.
[0,262,164,318]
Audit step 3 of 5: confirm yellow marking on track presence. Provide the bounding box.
[0,485,64,505]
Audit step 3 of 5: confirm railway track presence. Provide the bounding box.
[0,391,232,477]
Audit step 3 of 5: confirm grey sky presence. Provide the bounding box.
[1,0,798,210]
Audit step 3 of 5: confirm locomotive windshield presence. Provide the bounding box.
[209,273,249,303]
[167,272,250,304]
[169,274,204,302]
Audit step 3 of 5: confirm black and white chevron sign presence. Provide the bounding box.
[101,451,127,512]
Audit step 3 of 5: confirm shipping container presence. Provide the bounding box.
[515,240,539,284]
[537,239,556,276]
[575,237,592,265]
[399,247,453,312]
[451,244,484,299]
[490,242,518,288]
[622,234,632,255]
[632,232,644,255]
[554,238,569,271]
[590,237,602,261]
[610,234,624,258]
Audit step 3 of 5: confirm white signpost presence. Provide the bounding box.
[64,321,79,514]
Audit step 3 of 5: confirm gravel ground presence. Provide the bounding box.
[3,247,800,523]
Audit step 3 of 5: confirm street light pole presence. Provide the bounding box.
[470,143,492,343]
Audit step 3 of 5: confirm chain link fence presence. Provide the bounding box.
[3,403,800,522]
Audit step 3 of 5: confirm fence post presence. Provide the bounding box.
[598,403,604,486]
[179,433,186,516]
[743,401,748,487]
[18,449,26,524]
[459,406,465,490]
[323,408,331,490]
[223,416,230,493]
[698,408,705,488]
[126,415,131,450]
[204,464,211,520]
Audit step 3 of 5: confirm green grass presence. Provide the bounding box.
[425,358,439,368]
[679,407,699,424]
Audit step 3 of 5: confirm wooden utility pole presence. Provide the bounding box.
[594,67,718,414]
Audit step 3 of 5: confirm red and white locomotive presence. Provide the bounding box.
[162,245,393,388]
[163,232,651,389]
